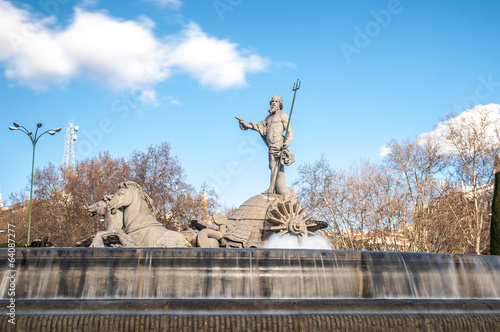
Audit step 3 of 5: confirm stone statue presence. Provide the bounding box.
[196,213,228,247]
[89,181,190,247]
[86,194,123,231]
[222,193,327,248]
[236,95,294,195]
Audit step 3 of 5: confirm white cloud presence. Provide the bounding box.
[167,97,181,106]
[137,15,156,29]
[379,145,391,157]
[139,89,157,104]
[0,1,268,97]
[421,104,500,155]
[166,23,269,89]
[59,9,168,90]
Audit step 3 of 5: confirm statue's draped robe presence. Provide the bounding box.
[247,112,293,160]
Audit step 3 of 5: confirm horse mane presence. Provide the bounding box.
[119,181,158,216]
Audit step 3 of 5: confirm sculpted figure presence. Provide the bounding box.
[86,195,123,231]
[89,181,190,248]
[86,195,124,247]
[196,213,229,248]
[236,95,294,195]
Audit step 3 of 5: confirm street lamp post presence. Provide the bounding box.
[9,122,61,246]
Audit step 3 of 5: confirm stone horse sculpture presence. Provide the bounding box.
[90,181,190,247]
[86,194,123,231]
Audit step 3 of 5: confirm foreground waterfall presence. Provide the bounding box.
[2,248,500,331]
[2,248,500,300]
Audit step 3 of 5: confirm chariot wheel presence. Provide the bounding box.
[265,200,315,240]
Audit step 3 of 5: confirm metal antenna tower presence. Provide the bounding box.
[62,119,78,168]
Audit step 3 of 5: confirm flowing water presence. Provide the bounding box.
[264,234,333,249]
[1,248,500,300]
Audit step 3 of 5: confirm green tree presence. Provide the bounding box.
[490,172,500,255]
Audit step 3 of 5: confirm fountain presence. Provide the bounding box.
[2,90,500,330]
[1,248,500,330]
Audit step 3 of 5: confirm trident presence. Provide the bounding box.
[273,79,301,194]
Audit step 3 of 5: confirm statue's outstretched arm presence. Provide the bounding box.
[235,116,250,130]
[236,116,267,138]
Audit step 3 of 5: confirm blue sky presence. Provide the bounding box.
[1,0,500,208]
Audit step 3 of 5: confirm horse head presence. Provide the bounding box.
[108,182,136,215]
[102,194,114,203]
[86,200,107,217]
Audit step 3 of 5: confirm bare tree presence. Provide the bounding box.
[384,137,448,252]
[1,142,222,246]
[294,157,408,250]
[294,157,354,249]
[127,142,221,230]
[384,105,499,254]
[433,106,499,254]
